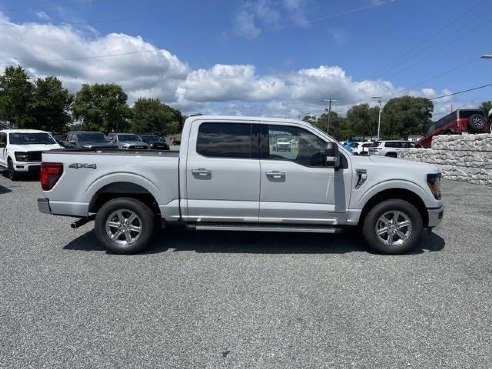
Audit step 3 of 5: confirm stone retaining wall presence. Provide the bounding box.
[400,134,492,186]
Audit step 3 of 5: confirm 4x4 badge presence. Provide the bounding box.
[69,163,97,169]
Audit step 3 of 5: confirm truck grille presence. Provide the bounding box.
[27,151,43,161]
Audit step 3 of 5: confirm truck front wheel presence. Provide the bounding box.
[362,199,423,254]
[95,197,155,254]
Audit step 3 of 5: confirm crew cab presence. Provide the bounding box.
[38,116,444,255]
[0,129,61,180]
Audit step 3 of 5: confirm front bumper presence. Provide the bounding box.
[427,204,444,227]
[38,198,51,214]
[14,162,41,172]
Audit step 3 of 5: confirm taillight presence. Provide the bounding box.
[40,162,63,191]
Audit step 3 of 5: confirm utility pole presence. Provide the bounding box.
[372,96,383,140]
[324,99,338,134]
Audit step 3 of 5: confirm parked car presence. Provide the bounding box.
[107,133,149,150]
[416,109,491,148]
[368,140,415,157]
[61,131,118,149]
[274,137,292,152]
[38,115,443,255]
[351,141,373,155]
[0,129,61,180]
[138,134,170,150]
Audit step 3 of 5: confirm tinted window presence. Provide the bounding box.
[117,134,141,141]
[9,132,56,145]
[385,142,402,148]
[140,135,163,143]
[432,112,456,131]
[77,133,107,142]
[197,123,252,159]
[268,125,326,167]
[0,133,6,144]
[458,110,483,119]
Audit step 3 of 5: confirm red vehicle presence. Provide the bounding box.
[416,109,491,148]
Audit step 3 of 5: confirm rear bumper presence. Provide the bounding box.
[38,198,51,214]
[427,204,444,227]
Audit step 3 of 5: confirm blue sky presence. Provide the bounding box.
[0,0,491,119]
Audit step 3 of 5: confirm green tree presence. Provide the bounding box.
[72,83,131,132]
[30,76,72,133]
[131,98,183,135]
[381,96,433,139]
[314,112,351,140]
[479,101,492,118]
[346,104,379,139]
[0,65,33,128]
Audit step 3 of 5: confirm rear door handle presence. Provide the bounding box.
[266,171,285,180]
[192,168,212,178]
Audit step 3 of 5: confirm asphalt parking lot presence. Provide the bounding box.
[0,173,491,369]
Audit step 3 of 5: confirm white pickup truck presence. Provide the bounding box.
[38,115,444,254]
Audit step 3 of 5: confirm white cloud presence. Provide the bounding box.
[233,0,308,39]
[0,13,461,119]
[0,13,189,103]
[35,11,51,21]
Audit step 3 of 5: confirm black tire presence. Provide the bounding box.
[95,197,155,254]
[468,114,485,132]
[362,199,423,254]
[385,152,397,158]
[7,158,18,181]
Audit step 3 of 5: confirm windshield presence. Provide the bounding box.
[78,133,108,142]
[140,135,163,143]
[117,134,141,141]
[9,132,56,145]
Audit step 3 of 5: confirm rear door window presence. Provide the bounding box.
[197,122,254,159]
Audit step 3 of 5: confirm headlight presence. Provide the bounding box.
[15,152,29,161]
[427,173,442,200]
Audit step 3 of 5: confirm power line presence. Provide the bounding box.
[276,0,396,32]
[431,82,492,100]
[376,0,487,78]
[408,57,479,90]
[385,14,490,78]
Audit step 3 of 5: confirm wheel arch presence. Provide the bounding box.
[358,188,428,228]
[89,182,160,215]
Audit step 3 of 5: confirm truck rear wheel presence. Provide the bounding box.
[362,199,423,254]
[95,197,155,254]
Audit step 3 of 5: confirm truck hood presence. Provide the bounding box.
[9,143,61,151]
[352,154,440,174]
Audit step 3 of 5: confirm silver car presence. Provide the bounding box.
[108,133,150,150]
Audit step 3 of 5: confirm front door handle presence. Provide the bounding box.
[192,168,212,178]
[266,171,285,180]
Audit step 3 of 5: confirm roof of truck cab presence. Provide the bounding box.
[187,115,303,125]
[0,129,49,133]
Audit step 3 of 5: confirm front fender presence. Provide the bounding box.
[353,179,437,209]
